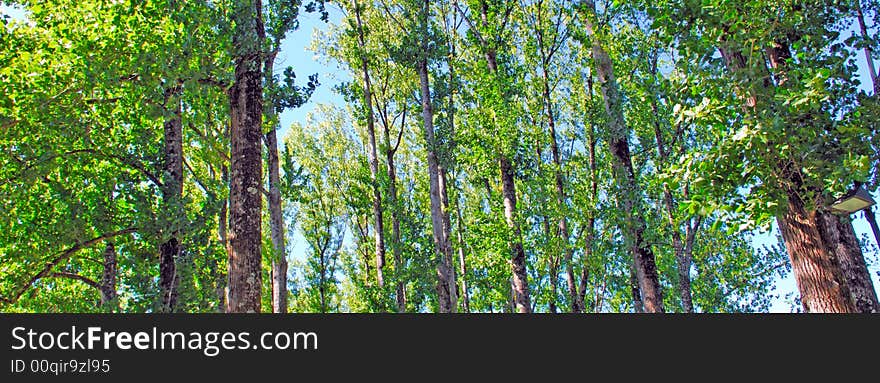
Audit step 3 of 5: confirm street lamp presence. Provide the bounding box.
[830,185,876,214]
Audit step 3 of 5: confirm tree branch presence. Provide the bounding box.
[48,272,101,291]
[0,227,137,305]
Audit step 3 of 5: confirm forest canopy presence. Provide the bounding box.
[1,0,878,313]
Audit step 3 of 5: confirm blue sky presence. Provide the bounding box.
[3,4,879,312]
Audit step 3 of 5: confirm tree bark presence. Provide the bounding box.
[817,211,879,312]
[777,195,855,312]
[266,127,288,313]
[99,242,118,311]
[353,0,387,292]
[581,1,664,312]
[159,85,183,313]
[226,0,265,313]
[263,48,288,314]
[500,157,532,313]
[765,39,871,312]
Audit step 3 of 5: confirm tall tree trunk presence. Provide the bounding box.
[856,0,880,95]
[818,211,879,312]
[455,192,471,313]
[266,127,288,313]
[446,1,467,312]
[534,2,576,313]
[768,40,871,312]
[650,85,694,313]
[576,71,597,312]
[477,1,531,313]
[581,1,664,312]
[226,0,265,313]
[439,167,458,310]
[500,156,532,313]
[263,51,288,314]
[99,242,118,312]
[864,208,880,250]
[216,165,229,312]
[353,0,386,292]
[159,84,183,313]
[542,213,558,313]
[384,107,406,313]
[418,57,456,313]
[630,264,644,313]
[777,195,855,312]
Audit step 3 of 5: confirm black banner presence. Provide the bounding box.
[1,314,877,381]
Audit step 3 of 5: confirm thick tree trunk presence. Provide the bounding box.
[777,194,855,312]
[99,242,118,311]
[418,58,456,313]
[766,39,871,312]
[353,0,386,291]
[582,2,664,312]
[226,0,265,313]
[817,211,879,312]
[159,85,183,313]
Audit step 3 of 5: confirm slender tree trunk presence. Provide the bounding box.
[581,2,663,312]
[856,0,880,95]
[266,127,288,313]
[535,11,576,311]
[477,1,531,313]
[630,264,644,313]
[576,72,597,312]
[865,208,880,250]
[500,157,532,313]
[455,192,471,313]
[353,0,386,292]
[216,165,229,312]
[439,167,458,310]
[541,65,577,314]
[384,109,406,313]
[263,50,288,314]
[418,58,456,313]
[226,0,265,313]
[542,213,558,313]
[159,85,183,313]
[99,242,118,312]
[650,88,694,313]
